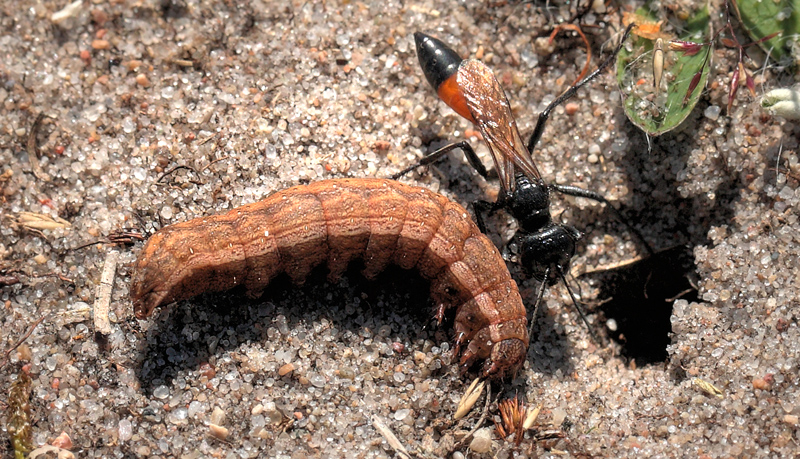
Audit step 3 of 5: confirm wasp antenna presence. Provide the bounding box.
[528,267,550,337]
[559,272,599,343]
[549,183,655,256]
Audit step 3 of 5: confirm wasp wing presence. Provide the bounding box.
[457,59,542,192]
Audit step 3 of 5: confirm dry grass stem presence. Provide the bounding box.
[454,377,485,420]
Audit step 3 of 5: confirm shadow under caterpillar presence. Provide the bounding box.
[131,178,527,379]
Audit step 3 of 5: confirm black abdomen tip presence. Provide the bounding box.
[414,32,463,91]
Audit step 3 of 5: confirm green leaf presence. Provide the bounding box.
[616,4,711,136]
[733,0,799,63]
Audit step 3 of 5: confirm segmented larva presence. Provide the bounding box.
[131,178,527,379]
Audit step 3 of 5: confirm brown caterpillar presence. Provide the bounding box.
[131,178,527,379]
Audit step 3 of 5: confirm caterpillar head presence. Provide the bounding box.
[482,338,526,380]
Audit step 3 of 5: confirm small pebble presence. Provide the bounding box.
[552,407,567,426]
[704,105,721,121]
[153,385,170,399]
[16,344,31,361]
[209,423,229,440]
[210,406,226,425]
[136,74,150,87]
[199,362,216,379]
[188,401,205,418]
[264,407,283,425]
[91,39,110,50]
[51,431,73,450]
[278,363,295,376]
[167,407,189,425]
[752,377,772,390]
[565,102,580,115]
[90,8,108,25]
[394,408,410,421]
[469,427,493,453]
[118,419,132,442]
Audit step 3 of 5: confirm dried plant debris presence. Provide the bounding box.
[26,113,52,182]
[372,415,413,459]
[0,273,21,287]
[454,377,485,420]
[93,250,119,336]
[6,368,33,459]
[50,0,83,24]
[11,212,71,232]
[692,377,725,399]
[618,0,782,136]
[28,445,75,459]
[732,0,800,63]
[495,396,542,446]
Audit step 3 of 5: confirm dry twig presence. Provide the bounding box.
[94,251,119,335]
[26,113,52,182]
[372,415,414,459]
[452,383,492,451]
[0,315,46,369]
[549,24,592,88]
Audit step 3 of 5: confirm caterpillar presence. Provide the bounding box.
[131,178,527,379]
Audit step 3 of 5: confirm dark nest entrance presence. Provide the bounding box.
[583,245,698,365]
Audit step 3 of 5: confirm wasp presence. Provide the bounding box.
[397,25,649,336]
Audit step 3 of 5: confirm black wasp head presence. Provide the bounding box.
[507,224,582,285]
[506,174,552,233]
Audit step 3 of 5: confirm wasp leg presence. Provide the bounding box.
[526,24,635,154]
[391,140,488,179]
[472,199,499,234]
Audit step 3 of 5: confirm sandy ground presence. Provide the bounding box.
[1,0,799,458]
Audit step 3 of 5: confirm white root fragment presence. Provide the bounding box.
[522,403,543,431]
[51,0,83,23]
[94,250,119,335]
